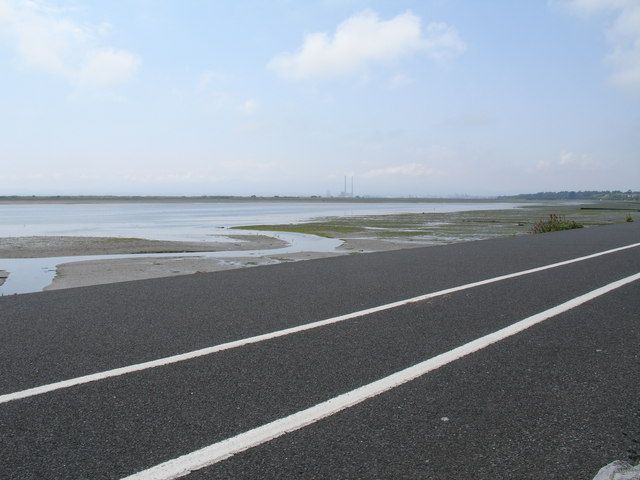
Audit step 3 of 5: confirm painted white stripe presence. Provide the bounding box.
[1,242,639,405]
[122,272,640,480]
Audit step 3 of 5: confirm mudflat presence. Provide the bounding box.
[46,251,343,290]
[0,235,287,259]
[43,237,452,290]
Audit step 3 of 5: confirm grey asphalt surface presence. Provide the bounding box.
[1,222,639,479]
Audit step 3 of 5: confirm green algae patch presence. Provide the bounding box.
[235,224,364,238]
[232,201,636,243]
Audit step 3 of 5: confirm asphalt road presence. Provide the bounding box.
[1,222,639,479]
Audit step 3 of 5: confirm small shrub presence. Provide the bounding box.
[626,213,634,222]
[530,214,584,234]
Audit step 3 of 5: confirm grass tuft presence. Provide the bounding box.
[530,214,583,234]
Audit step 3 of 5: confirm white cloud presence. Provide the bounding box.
[535,149,602,172]
[422,22,467,60]
[76,49,139,87]
[362,163,440,178]
[268,10,465,80]
[565,0,630,14]
[564,0,640,92]
[0,0,139,88]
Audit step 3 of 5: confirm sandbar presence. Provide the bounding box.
[0,235,286,259]
[43,237,435,290]
[46,252,345,290]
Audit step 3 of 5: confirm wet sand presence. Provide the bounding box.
[1,233,461,292]
[0,235,286,258]
[47,256,269,290]
[43,237,436,290]
[46,252,344,290]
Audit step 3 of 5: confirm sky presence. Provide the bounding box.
[0,0,639,197]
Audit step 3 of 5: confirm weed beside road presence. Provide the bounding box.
[531,214,583,234]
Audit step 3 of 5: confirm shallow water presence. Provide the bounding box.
[0,201,523,295]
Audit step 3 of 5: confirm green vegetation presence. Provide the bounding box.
[530,214,583,234]
[501,190,640,201]
[235,223,363,238]
[235,202,634,244]
[627,213,635,222]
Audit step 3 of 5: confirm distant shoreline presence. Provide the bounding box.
[1,191,637,204]
[0,195,505,204]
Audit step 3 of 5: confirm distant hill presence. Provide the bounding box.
[500,190,640,201]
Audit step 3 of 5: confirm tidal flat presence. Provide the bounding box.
[0,235,286,259]
[236,202,638,251]
[1,201,637,294]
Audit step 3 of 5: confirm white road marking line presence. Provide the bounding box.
[122,272,640,480]
[1,242,639,405]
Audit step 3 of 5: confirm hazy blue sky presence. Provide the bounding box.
[1,0,638,196]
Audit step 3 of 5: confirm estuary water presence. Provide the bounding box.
[0,201,523,295]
